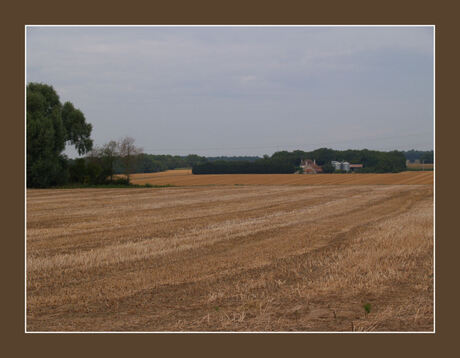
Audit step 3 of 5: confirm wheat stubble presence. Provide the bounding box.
[27,184,433,331]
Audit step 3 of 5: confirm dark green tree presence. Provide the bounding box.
[321,162,335,173]
[420,151,434,164]
[27,83,93,187]
[68,158,87,183]
[61,102,92,155]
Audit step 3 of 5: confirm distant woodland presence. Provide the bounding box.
[402,150,433,163]
[192,149,409,174]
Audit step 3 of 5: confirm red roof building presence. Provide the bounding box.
[300,159,323,174]
[349,164,363,172]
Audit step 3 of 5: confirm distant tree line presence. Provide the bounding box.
[207,156,260,162]
[192,148,407,174]
[402,150,433,163]
[272,148,407,173]
[192,158,297,174]
[112,154,206,174]
[64,153,263,183]
[108,154,261,174]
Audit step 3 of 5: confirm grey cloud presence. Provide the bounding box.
[27,26,433,157]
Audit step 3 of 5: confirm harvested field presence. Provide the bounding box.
[128,169,433,186]
[407,163,434,170]
[27,184,433,331]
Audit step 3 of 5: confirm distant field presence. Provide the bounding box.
[27,184,433,331]
[127,169,433,186]
[407,163,434,170]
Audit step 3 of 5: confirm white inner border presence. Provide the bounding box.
[25,24,436,334]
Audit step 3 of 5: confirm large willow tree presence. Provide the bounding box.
[27,83,93,187]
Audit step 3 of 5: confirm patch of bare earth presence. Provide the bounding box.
[27,184,433,331]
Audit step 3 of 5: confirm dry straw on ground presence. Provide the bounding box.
[27,183,433,331]
[128,169,433,186]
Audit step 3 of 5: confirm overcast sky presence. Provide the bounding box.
[27,26,434,157]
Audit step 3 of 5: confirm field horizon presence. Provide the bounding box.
[125,169,433,187]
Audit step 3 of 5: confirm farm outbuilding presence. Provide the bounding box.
[349,164,363,172]
[331,161,350,172]
[300,159,323,174]
[331,161,363,172]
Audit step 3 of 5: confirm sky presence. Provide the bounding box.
[26,26,434,157]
